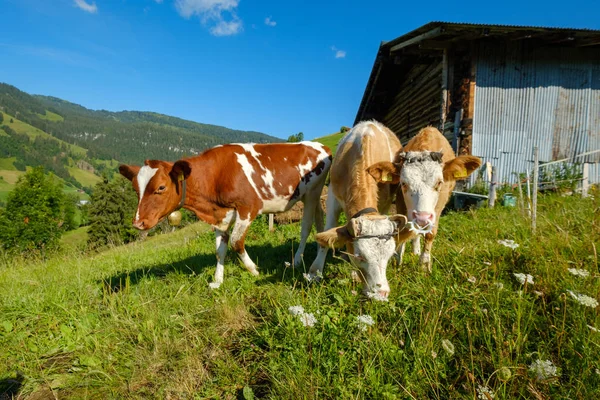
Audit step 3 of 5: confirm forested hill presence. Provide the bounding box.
[0,83,280,166]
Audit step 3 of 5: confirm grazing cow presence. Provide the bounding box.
[119,142,332,288]
[307,120,407,299]
[367,126,481,272]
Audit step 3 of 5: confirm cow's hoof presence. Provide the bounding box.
[249,268,260,277]
[208,282,222,289]
[293,256,303,268]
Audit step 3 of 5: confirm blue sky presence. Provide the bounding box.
[1,0,598,139]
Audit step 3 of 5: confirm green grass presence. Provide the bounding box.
[67,166,102,187]
[1,194,599,399]
[1,112,87,157]
[59,226,89,251]
[314,131,344,155]
[37,110,64,122]
[0,158,16,171]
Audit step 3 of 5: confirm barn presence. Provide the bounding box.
[355,22,600,184]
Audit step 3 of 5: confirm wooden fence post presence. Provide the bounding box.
[532,147,539,234]
[582,163,589,198]
[515,172,525,215]
[268,213,274,232]
[488,166,497,208]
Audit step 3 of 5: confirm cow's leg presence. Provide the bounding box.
[412,235,421,255]
[307,194,342,280]
[420,229,437,273]
[294,191,320,267]
[396,242,406,265]
[209,229,229,289]
[230,210,259,276]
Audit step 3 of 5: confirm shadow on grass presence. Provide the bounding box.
[0,373,24,399]
[101,235,344,292]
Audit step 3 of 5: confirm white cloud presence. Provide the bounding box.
[175,0,242,36]
[265,16,276,27]
[210,18,242,36]
[74,0,98,13]
[331,46,346,59]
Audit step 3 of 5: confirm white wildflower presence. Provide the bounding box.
[299,312,317,327]
[596,368,600,375]
[356,314,375,332]
[529,359,558,381]
[483,261,492,266]
[366,291,389,302]
[441,339,455,356]
[288,305,305,316]
[498,239,519,249]
[303,272,321,283]
[477,385,495,399]
[468,276,477,283]
[494,282,504,290]
[431,350,437,359]
[588,325,599,332]
[284,261,291,268]
[567,268,590,278]
[513,273,534,285]
[567,291,598,308]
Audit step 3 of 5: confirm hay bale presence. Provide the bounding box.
[274,186,328,225]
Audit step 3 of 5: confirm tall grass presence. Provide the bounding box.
[0,193,599,399]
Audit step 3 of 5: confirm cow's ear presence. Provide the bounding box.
[389,214,407,230]
[443,156,482,181]
[366,162,400,184]
[119,164,140,181]
[316,226,353,249]
[170,160,191,182]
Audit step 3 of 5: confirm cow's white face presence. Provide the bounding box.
[349,216,397,297]
[316,214,406,299]
[399,151,444,228]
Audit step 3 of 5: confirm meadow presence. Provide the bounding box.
[0,193,599,399]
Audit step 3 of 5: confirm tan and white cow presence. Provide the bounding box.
[307,120,407,299]
[119,142,332,288]
[367,126,482,272]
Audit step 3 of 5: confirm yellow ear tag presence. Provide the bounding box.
[453,168,468,178]
[382,172,392,182]
[178,172,185,182]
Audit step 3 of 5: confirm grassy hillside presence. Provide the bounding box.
[1,194,599,398]
[314,131,344,155]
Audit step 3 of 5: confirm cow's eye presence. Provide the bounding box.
[434,181,442,191]
[401,183,408,191]
[156,185,166,193]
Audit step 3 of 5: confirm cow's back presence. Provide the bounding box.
[331,121,401,215]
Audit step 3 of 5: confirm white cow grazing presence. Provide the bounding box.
[307,120,407,299]
[367,126,482,272]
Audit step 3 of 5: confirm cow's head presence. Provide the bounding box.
[119,159,191,230]
[316,213,407,299]
[367,152,481,230]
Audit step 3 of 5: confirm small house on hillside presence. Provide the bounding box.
[356,22,600,184]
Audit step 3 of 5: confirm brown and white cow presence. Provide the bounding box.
[119,142,332,288]
[307,120,407,300]
[367,126,481,272]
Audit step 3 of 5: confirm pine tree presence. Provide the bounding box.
[0,167,65,255]
[87,176,139,249]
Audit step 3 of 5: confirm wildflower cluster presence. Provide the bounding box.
[356,314,375,332]
[529,359,558,381]
[567,268,590,278]
[288,305,317,327]
[513,273,534,285]
[567,290,598,308]
[498,239,519,249]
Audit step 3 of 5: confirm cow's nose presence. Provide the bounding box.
[412,211,434,227]
[378,289,390,298]
[132,220,145,230]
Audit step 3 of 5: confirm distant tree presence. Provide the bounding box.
[62,194,79,231]
[10,118,13,123]
[87,176,139,249]
[340,126,350,133]
[0,113,3,124]
[287,132,304,143]
[0,167,65,256]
